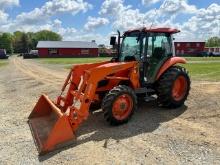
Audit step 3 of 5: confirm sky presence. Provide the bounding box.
[0,0,220,45]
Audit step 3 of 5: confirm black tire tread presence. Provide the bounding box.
[157,65,191,108]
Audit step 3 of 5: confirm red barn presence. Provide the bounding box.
[174,39,205,56]
[37,41,98,58]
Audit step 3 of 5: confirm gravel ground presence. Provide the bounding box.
[0,56,220,164]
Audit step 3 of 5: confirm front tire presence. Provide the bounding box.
[157,66,190,108]
[102,85,137,125]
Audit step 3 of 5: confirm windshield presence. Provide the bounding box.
[120,33,140,61]
[119,32,172,61]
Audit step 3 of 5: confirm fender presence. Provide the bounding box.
[156,57,187,80]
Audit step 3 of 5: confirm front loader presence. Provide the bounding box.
[28,27,191,155]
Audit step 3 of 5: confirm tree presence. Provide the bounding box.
[27,32,35,50]
[20,33,30,53]
[0,33,13,54]
[13,31,24,53]
[29,30,62,49]
[0,30,62,53]
[206,37,220,47]
[34,30,62,43]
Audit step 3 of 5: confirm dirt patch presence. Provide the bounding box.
[0,56,219,164]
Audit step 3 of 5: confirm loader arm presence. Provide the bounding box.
[57,60,109,111]
[59,61,139,131]
[28,61,140,154]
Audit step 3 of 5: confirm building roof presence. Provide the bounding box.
[124,27,180,34]
[37,41,98,49]
[174,39,205,43]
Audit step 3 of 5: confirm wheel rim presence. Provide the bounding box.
[112,94,133,121]
[172,75,187,101]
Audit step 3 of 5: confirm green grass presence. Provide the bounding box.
[37,57,111,64]
[36,56,220,65]
[183,57,220,81]
[0,61,8,67]
[185,57,220,61]
[182,62,220,81]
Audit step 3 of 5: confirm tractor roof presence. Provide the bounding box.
[124,27,180,35]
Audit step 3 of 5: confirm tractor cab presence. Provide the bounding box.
[111,28,180,83]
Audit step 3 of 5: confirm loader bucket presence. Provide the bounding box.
[28,94,75,155]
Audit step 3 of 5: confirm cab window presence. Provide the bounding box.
[120,33,141,61]
[145,33,172,58]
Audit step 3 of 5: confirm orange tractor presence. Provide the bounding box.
[28,27,190,155]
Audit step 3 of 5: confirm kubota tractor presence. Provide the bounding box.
[28,27,190,155]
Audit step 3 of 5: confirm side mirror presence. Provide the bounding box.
[110,36,116,45]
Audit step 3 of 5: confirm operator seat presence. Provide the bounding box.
[153,47,165,58]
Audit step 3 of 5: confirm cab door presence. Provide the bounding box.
[144,33,173,83]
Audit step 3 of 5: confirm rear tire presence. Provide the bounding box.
[102,85,137,125]
[157,66,190,108]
